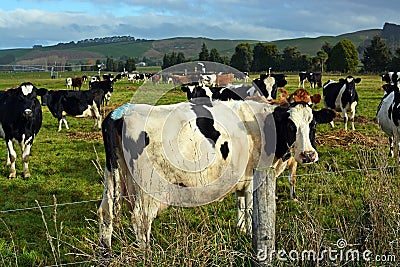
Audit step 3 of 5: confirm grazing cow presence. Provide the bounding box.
[200,73,217,87]
[299,72,323,88]
[65,77,72,89]
[252,73,288,101]
[376,72,400,159]
[97,89,334,255]
[89,79,115,106]
[127,73,147,83]
[0,82,45,178]
[181,83,259,101]
[71,78,83,91]
[323,76,361,130]
[40,88,104,131]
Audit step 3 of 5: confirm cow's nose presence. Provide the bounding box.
[24,109,33,118]
[300,151,317,163]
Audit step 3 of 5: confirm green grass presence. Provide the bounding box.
[0,72,398,266]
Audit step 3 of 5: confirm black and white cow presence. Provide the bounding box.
[252,73,287,101]
[97,89,335,255]
[181,83,259,101]
[299,72,323,88]
[323,76,361,130]
[0,82,45,178]
[66,77,72,89]
[41,88,104,131]
[376,72,400,159]
[89,79,115,106]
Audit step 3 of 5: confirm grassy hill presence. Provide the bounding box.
[0,29,382,66]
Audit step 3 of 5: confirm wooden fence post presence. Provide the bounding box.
[252,168,276,266]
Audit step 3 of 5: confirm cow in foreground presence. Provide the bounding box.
[376,72,400,160]
[41,88,104,131]
[323,76,361,130]
[0,82,45,178]
[97,89,335,256]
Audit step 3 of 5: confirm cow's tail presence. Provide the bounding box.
[102,112,123,172]
[99,112,124,260]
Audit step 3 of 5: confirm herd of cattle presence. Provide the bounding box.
[1,70,399,258]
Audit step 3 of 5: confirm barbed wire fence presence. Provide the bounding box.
[0,164,398,266]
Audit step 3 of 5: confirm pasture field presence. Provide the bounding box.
[0,71,399,266]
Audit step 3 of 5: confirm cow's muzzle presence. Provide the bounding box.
[299,151,317,164]
[24,109,33,118]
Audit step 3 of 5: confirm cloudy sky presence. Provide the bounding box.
[1,0,399,49]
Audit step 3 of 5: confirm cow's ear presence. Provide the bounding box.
[339,78,345,83]
[311,94,321,104]
[181,86,189,92]
[313,108,336,124]
[37,88,48,96]
[354,78,361,83]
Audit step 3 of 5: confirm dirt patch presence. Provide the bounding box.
[66,131,103,141]
[332,113,373,124]
[316,129,387,148]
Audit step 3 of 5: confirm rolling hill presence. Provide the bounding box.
[0,26,391,67]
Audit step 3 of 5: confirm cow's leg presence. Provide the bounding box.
[389,136,394,157]
[131,192,160,248]
[58,119,63,131]
[350,102,357,130]
[20,140,32,179]
[287,158,298,201]
[342,109,348,130]
[62,117,69,130]
[244,180,253,235]
[236,190,246,232]
[91,102,102,130]
[98,168,117,259]
[57,116,69,131]
[6,140,17,178]
[5,150,10,167]
[395,133,400,164]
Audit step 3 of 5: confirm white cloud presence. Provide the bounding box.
[0,0,399,49]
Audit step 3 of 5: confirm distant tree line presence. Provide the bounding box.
[161,37,400,74]
[50,36,148,49]
[98,57,137,72]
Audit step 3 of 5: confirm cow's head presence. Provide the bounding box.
[104,80,114,103]
[339,76,361,98]
[7,82,46,120]
[273,89,335,164]
[253,75,277,101]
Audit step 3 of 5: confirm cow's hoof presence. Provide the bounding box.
[98,247,112,267]
[9,171,16,179]
[24,171,30,179]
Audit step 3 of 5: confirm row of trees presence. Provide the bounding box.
[97,57,137,72]
[227,40,359,73]
[162,36,400,73]
[362,35,400,72]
